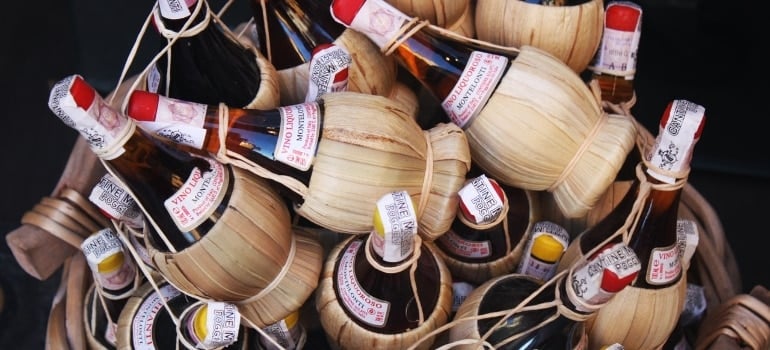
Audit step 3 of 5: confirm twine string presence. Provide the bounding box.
[382,18,431,56]
[239,235,297,304]
[417,131,435,225]
[547,115,608,192]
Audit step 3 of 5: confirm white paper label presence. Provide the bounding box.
[647,100,705,183]
[158,0,191,20]
[200,302,240,348]
[372,190,417,262]
[164,157,228,232]
[81,228,136,291]
[441,51,508,128]
[593,2,642,77]
[147,64,161,93]
[337,240,390,327]
[343,0,411,49]
[458,175,504,224]
[89,173,144,229]
[452,281,475,312]
[647,244,681,285]
[305,44,352,102]
[437,230,491,259]
[260,314,302,350]
[132,284,182,350]
[140,95,208,150]
[274,103,321,171]
[515,221,569,281]
[574,243,640,311]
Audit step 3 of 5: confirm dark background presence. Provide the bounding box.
[1,0,768,349]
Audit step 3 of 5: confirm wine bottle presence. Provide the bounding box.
[330,0,638,221]
[49,74,234,252]
[588,1,643,105]
[515,220,569,282]
[149,0,262,107]
[81,227,140,348]
[450,241,641,349]
[249,0,346,70]
[328,190,442,334]
[305,43,352,102]
[126,89,320,190]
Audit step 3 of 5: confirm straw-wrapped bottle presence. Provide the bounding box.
[315,190,453,350]
[125,89,471,240]
[48,74,321,326]
[384,0,475,37]
[330,0,637,219]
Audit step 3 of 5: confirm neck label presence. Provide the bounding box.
[274,103,321,171]
[164,156,229,232]
[442,51,508,128]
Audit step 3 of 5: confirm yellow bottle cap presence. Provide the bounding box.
[530,235,565,263]
[193,304,209,341]
[96,252,125,273]
[283,310,299,328]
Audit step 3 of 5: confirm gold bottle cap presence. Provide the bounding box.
[193,304,209,342]
[530,235,565,263]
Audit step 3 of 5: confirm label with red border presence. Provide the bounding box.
[336,240,390,327]
[441,51,508,128]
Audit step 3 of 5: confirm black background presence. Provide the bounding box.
[1,0,768,348]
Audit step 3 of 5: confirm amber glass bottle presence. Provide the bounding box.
[332,190,441,333]
[49,75,235,252]
[435,174,530,263]
[589,1,643,104]
[81,227,139,348]
[249,0,346,70]
[561,100,705,289]
[467,242,640,349]
[331,0,519,129]
[150,0,261,107]
[126,89,321,187]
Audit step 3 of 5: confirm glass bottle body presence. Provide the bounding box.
[250,0,345,70]
[333,237,442,334]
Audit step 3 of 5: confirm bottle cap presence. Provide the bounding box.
[312,43,350,82]
[127,90,161,122]
[192,303,209,342]
[70,75,96,110]
[458,175,505,224]
[593,243,640,293]
[330,0,365,26]
[605,2,642,32]
[97,252,125,273]
[530,235,565,263]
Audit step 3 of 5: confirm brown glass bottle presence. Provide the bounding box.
[150,0,261,107]
[49,75,235,253]
[250,0,346,70]
[126,90,321,189]
[589,1,643,104]
[81,228,139,348]
[562,100,705,289]
[435,174,530,263]
[332,191,441,333]
[470,242,640,349]
[331,0,518,129]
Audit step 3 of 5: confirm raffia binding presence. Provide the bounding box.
[696,293,770,350]
[20,188,109,248]
[547,115,608,192]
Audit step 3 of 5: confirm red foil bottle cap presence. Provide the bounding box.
[70,75,96,110]
[127,90,161,122]
[605,2,642,32]
[458,176,505,224]
[330,0,365,26]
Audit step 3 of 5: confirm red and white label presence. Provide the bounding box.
[89,173,144,229]
[306,44,351,102]
[139,96,208,150]
[337,240,390,327]
[647,244,681,285]
[438,230,491,259]
[442,51,508,128]
[344,0,411,49]
[132,284,182,350]
[458,175,504,224]
[274,103,321,171]
[164,157,228,232]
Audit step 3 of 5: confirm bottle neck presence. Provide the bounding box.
[251,0,345,69]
